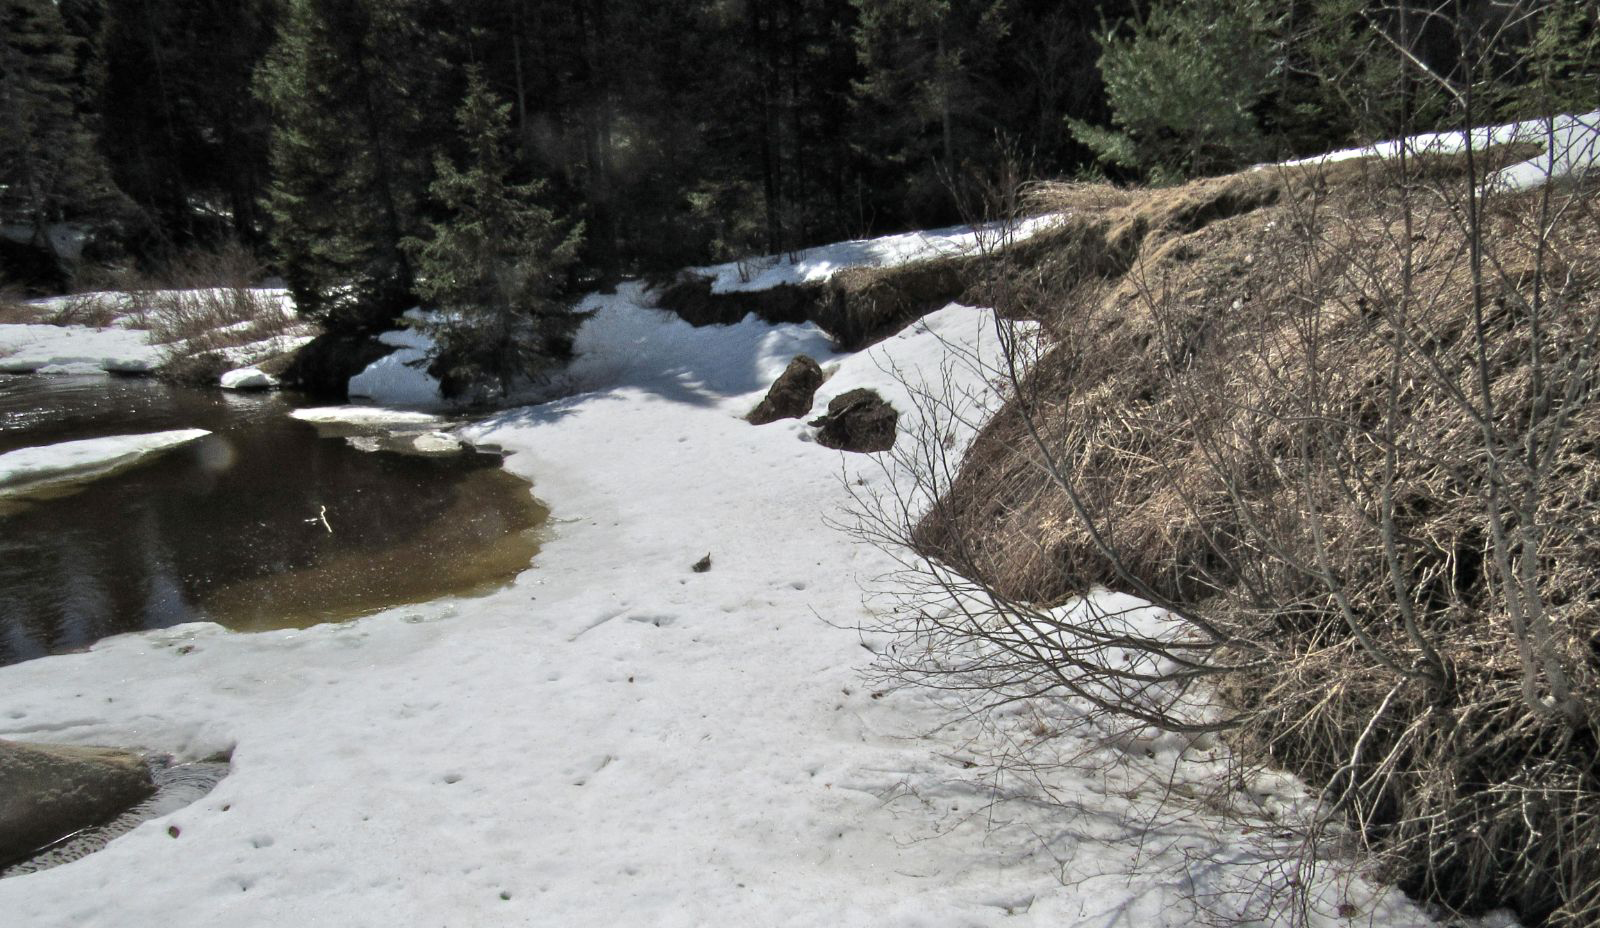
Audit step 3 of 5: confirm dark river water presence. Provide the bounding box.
[0,375,546,666]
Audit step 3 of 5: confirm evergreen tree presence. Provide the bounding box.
[406,69,582,401]
[1494,0,1599,121]
[257,0,449,332]
[93,0,278,250]
[0,0,120,279]
[1069,0,1284,179]
[851,0,1009,224]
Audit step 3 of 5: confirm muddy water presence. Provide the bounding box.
[0,375,545,666]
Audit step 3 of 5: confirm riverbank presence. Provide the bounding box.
[0,279,1451,927]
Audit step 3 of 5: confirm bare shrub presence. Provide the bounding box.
[47,291,126,328]
[865,123,1600,924]
[113,245,302,376]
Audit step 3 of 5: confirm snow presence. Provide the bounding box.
[346,324,442,406]
[215,333,314,368]
[694,213,1063,294]
[1277,109,1600,191]
[219,368,276,391]
[0,323,161,375]
[288,406,447,428]
[0,224,88,262]
[0,429,210,499]
[410,431,463,454]
[0,288,307,380]
[0,283,1451,928]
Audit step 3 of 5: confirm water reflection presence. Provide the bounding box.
[0,375,546,665]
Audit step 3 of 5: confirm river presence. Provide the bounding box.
[0,375,545,666]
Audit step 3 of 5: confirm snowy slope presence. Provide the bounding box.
[1276,109,1600,190]
[0,287,1448,927]
[347,322,442,406]
[693,214,1063,294]
[0,323,161,374]
[1,288,308,379]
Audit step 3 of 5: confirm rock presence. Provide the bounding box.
[220,367,278,390]
[809,388,899,453]
[747,355,826,425]
[0,739,155,864]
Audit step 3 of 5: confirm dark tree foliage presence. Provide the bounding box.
[0,0,122,282]
[405,68,582,400]
[851,0,1011,225]
[256,0,455,332]
[90,0,278,254]
[27,0,1587,318]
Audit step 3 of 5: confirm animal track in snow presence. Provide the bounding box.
[570,753,616,787]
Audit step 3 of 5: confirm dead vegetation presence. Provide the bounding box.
[1,246,297,376]
[897,145,1600,925]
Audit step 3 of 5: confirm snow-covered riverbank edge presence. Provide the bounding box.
[0,285,1451,927]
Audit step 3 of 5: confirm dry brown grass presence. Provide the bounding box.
[916,149,1600,925]
[0,284,44,324]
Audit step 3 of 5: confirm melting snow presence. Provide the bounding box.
[0,429,210,498]
[0,286,1450,927]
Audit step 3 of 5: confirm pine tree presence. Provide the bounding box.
[850,0,1009,223]
[93,0,278,249]
[405,69,582,401]
[1495,0,1599,121]
[0,0,120,280]
[257,0,448,332]
[1069,0,1283,179]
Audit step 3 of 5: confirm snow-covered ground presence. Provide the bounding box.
[1276,109,1600,190]
[0,288,309,380]
[0,285,1451,927]
[346,324,440,406]
[692,214,1063,295]
[0,323,162,375]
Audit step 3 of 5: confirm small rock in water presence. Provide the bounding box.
[0,739,156,864]
[692,553,712,573]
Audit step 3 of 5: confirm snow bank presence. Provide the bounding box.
[215,333,314,368]
[1278,109,1600,191]
[1,287,307,380]
[0,429,209,498]
[0,284,1445,927]
[695,213,1062,294]
[347,325,442,406]
[219,368,276,391]
[0,323,161,375]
